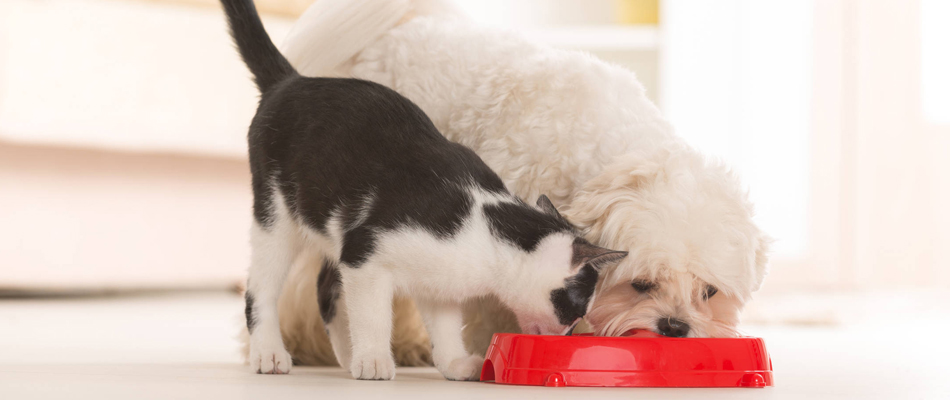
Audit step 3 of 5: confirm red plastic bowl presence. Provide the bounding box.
[480,330,773,388]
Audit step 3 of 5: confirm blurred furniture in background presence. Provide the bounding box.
[0,0,289,291]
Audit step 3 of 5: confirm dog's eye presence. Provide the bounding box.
[703,285,718,300]
[630,280,656,293]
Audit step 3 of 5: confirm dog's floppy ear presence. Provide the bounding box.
[561,154,666,235]
[536,194,561,217]
[751,233,773,292]
[571,238,628,271]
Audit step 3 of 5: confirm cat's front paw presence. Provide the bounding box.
[249,344,293,374]
[349,351,396,380]
[440,355,484,381]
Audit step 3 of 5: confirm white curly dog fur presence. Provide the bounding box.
[239,0,771,367]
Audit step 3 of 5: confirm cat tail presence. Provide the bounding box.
[280,0,466,77]
[219,0,297,93]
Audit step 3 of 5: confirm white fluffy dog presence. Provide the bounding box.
[241,0,771,366]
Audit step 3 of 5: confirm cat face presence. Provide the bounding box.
[504,197,628,335]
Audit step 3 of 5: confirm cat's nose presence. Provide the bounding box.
[657,317,690,337]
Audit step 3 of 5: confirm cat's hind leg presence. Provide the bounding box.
[317,258,352,370]
[339,262,396,380]
[246,217,302,374]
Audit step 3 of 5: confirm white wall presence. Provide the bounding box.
[661,0,813,263]
[662,0,950,291]
[0,0,292,158]
[848,0,950,288]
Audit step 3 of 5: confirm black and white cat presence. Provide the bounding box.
[221,0,627,381]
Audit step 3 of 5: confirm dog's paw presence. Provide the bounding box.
[249,345,293,374]
[349,351,396,380]
[440,355,483,381]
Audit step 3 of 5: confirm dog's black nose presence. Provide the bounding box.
[657,318,690,337]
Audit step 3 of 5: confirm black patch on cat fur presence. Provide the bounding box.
[222,0,513,267]
[219,0,294,94]
[317,259,342,324]
[484,202,575,252]
[550,264,600,326]
[245,291,256,331]
[339,227,376,267]
[261,78,505,239]
[248,78,510,268]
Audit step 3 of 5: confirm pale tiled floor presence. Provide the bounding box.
[1,292,948,399]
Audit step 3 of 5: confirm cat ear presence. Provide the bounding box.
[571,238,628,270]
[536,194,561,217]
